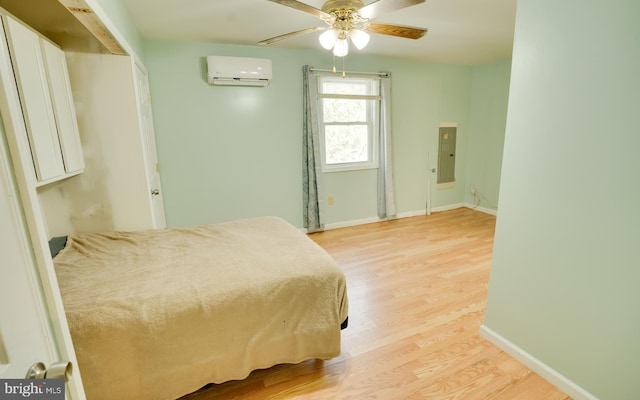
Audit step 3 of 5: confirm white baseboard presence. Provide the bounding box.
[324,216,382,230]
[323,208,445,230]
[396,209,429,218]
[464,203,498,216]
[479,325,598,400]
[320,204,497,231]
[431,202,464,213]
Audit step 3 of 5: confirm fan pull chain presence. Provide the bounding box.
[330,54,346,78]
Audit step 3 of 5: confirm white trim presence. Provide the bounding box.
[324,216,381,230]
[318,93,380,100]
[432,202,465,213]
[464,203,497,216]
[396,210,429,219]
[323,209,438,230]
[322,163,378,174]
[311,203,495,232]
[479,325,599,400]
[318,75,380,174]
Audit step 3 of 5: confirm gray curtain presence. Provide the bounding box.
[302,66,325,232]
[377,75,396,219]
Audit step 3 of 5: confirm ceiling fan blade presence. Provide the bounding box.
[358,0,426,20]
[259,27,326,45]
[366,23,427,39]
[267,0,332,20]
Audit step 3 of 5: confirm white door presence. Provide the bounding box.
[134,62,166,228]
[0,129,84,400]
[0,130,56,379]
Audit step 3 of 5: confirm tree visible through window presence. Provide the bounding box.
[318,76,380,172]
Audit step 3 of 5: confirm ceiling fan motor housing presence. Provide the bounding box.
[321,0,364,14]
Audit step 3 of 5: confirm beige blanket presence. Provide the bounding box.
[54,217,348,400]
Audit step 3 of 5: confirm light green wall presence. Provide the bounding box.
[484,0,640,398]
[465,60,511,210]
[324,62,474,224]
[86,0,509,229]
[142,41,508,228]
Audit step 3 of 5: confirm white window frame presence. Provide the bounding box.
[317,75,380,173]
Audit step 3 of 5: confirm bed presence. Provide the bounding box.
[52,216,348,400]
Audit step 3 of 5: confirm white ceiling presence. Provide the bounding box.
[121,0,517,65]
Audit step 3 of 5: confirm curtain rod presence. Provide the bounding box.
[309,68,389,77]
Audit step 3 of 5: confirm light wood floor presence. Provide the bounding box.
[181,208,571,400]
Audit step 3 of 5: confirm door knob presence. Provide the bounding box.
[25,361,71,381]
[47,361,71,380]
[25,362,46,379]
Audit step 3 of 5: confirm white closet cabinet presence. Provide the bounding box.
[41,39,85,175]
[2,14,84,185]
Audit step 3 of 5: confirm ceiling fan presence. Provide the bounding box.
[259,0,428,57]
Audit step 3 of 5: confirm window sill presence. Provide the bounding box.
[322,164,379,173]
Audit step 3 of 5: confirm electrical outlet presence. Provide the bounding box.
[470,185,477,196]
[328,196,334,205]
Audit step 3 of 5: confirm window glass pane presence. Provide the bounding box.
[323,98,367,122]
[324,125,369,164]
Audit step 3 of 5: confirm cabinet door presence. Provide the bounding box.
[41,39,84,174]
[3,15,64,181]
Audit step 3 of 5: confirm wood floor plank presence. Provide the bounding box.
[180,208,571,400]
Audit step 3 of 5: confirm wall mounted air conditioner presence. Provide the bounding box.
[207,56,272,87]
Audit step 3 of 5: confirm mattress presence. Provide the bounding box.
[53,216,348,400]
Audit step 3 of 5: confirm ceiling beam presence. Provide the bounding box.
[57,0,127,55]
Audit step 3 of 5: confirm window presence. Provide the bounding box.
[317,75,380,172]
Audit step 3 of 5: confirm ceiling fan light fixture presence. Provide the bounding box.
[260,0,429,59]
[349,28,370,50]
[333,37,349,57]
[319,29,337,50]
